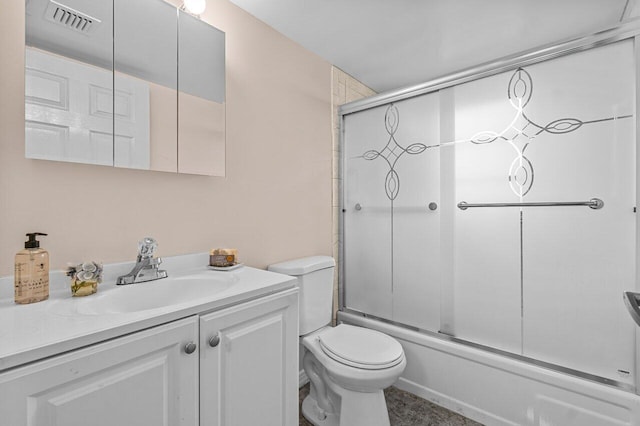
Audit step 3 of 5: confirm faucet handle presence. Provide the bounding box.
[138,237,158,259]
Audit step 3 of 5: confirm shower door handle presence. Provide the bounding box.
[623,292,640,327]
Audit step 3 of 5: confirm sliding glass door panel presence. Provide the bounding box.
[390,94,441,331]
[344,105,394,319]
[520,40,636,385]
[451,73,525,353]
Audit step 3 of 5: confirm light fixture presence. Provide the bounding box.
[182,0,206,15]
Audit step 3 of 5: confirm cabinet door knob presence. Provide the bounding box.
[184,342,197,354]
[209,334,221,347]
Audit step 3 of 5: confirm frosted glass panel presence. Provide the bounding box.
[452,82,523,352]
[391,95,440,331]
[344,105,393,319]
[448,41,636,380]
[343,92,441,329]
[520,41,636,384]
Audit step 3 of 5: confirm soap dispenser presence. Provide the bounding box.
[14,232,49,304]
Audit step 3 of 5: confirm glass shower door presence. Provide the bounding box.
[344,104,394,320]
[520,41,636,385]
[343,92,441,331]
[341,36,636,388]
[449,39,636,384]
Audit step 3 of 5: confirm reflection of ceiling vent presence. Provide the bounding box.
[44,0,101,34]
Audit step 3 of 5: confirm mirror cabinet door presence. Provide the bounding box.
[25,0,114,166]
[178,10,226,176]
[25,0,225,175]
[114,0,178,172]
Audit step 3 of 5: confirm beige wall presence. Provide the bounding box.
[0,0,333,276]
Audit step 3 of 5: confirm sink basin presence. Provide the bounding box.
[48,274,237,315]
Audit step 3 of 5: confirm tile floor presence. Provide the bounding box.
[299,384,483,425]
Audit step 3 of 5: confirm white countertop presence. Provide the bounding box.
[0,253,297,372]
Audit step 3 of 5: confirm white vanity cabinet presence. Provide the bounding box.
[0,286,299,426]
[200,288,299,426]
[0,316,200,426]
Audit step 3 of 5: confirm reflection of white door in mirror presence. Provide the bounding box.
[113,73,150,170]
[26,48,112,166]
[25,47,150,168]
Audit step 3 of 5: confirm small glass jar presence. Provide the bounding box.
[71,277,98,297]
[67,261,102,297]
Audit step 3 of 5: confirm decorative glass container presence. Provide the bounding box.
[67,262,102,297]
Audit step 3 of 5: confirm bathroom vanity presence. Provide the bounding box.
[0,255,299,425]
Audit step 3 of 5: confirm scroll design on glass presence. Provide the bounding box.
[361,105,427,200]
[360,67,632,201]
[441,67,632,199]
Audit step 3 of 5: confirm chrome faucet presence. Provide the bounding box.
[116,237,168,285]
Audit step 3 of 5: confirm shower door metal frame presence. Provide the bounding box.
[338,17,640,393]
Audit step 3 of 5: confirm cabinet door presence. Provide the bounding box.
[200,288,299,426]
[0,316,199,426]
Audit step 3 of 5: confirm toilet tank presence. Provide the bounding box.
[268,256,335,336]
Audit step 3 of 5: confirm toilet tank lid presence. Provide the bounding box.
[268,256,335,276]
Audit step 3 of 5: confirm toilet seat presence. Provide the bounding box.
[318,324,404,370]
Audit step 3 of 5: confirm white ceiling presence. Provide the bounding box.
[229,0,638,93]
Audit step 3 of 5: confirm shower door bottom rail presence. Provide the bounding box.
[457,198,604,211]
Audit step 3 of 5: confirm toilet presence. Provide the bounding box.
[268,256,406,426]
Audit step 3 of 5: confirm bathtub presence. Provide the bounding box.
[338,311,640,426]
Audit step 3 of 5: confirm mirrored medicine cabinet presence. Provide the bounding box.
[25,0,225,176]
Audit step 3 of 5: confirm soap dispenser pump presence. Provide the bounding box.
[14,232,50,304]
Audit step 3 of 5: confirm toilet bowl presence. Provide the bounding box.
[268,256,406,426]
[301,324,406,426]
